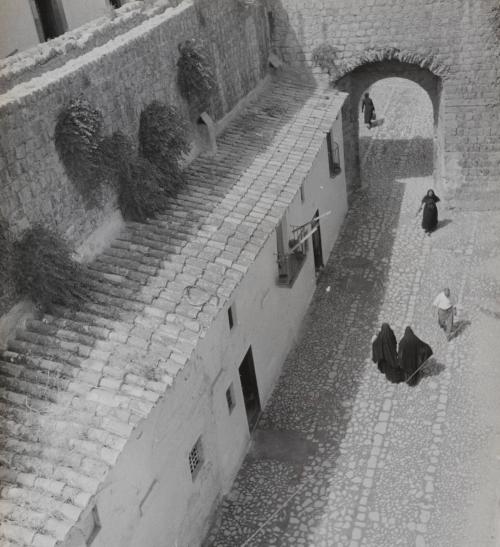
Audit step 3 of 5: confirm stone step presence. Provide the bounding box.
[7,339,82,367]
[93,254,158,277]
[14,329,93,359]
[81,301,136,323]
[86,267,141,291]
[87,277,152,307]
[126,221,190,248]
[0,373,69,405]
[88,289,147,313]
[101,245,162,269]
[106,242,166,262]
[88,262,150,286]
[48,307,122,332]
[0,351,79,379]
[115,232,181,255]
[24,319,96,348]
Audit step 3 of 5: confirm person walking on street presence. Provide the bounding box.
[433,287,456,341]
[416,189,441,235]
[361,92,376,129]
[371,323,404,383]
[398,326,433,386]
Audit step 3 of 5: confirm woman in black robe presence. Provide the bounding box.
[398,326,433,386]
[416,189,440,235]
[371,323,404,383]
[361,92,375,129]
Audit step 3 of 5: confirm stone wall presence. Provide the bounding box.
[0,1,173,92]
[0,0,269,244]
[268,0,500,203]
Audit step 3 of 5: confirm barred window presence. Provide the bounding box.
[189,437,203,479]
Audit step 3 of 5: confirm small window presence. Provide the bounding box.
[189,437,203,479]
[300,182,305,203]
[267,11,275,39]
[226,383,235,413]
[228,305,235,329]
[326,131,341,177]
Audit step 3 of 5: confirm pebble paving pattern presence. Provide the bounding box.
[204,79,500,547]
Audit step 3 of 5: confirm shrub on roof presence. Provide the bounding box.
[0,219,13,308]
[54,97,105,206]
[13,225,92,313]
[177,39,217,115]
[138,101,189,192]
[311,43,340,76]
[101,131,169,222]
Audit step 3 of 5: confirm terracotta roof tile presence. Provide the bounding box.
[0,72,346,544]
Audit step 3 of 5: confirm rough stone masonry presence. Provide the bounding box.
[268,0,500,207]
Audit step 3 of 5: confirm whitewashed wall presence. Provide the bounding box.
[64,115,348,547]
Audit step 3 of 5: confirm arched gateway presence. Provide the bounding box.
[333,49,448,197]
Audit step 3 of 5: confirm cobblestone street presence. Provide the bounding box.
[204,79,500,547]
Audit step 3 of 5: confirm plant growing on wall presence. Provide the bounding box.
[102,131,170,222]
[311,43,340,76]
[0,219,13,305]
[13,224,92,313]
[54,97,105,206]
[177,39,217,115]
[138,101,190,192]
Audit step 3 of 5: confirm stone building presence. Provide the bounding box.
[0,72,348,546]
[0,0,131,59]
[0,0,498,545]
[0,1,349,545]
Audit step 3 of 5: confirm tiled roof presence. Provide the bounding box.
[0,71,346,546]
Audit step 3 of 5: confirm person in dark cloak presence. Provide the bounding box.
[416,189,441,235]
[398,326,433,386]
[371,323,405,383]
[361,92,375,129]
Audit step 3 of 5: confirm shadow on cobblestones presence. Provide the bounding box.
[421,357,446,378]
[204,132,437,545]
[360,136,434,179]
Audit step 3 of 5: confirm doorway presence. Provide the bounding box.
[311,209,324,272]
[32,0,67,41]
[239,347,261,431]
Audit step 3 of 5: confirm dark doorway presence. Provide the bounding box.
[311,209,324,271]
[33,0,66,40]
[239,347,261,431]
[110,0,122,7]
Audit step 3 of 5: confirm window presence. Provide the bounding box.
[267,11,275,39]
[189,437,203,479]
[276,216,307,287]
[228,305,235,329]
[226,383,235,413]
[300,182,305,203]
[326,131,341,177]
[32,0,67,41]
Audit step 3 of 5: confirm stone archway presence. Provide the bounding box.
[334,49,448,197]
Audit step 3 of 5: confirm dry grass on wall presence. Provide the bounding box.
[13,225,92,314]
[54,97,106,207]
[101,131,170,222]
[138,101,190,193]
[0,220,16,316]
[177,39,217,116]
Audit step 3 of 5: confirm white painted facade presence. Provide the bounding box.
[64,113,348,547]
[0,0,40,58]
[0,0,116,58]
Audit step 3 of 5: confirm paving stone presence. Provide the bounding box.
[204,78,500,547]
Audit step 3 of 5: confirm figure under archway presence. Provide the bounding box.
[335,59,444,198]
